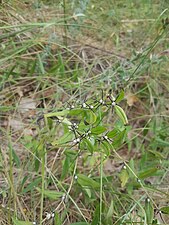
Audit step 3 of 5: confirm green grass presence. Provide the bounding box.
[0,0,169,224]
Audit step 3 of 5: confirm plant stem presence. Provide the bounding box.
[63,0,68,47]
[40,148,46,225]
[100,152,103,225]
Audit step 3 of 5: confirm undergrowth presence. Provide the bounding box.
[0,0,169,225]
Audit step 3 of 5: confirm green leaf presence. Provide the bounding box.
[85,110,97,124]
[82,138,95,154]
[148,150,165,159]
[138,168,158,179]
[70,223,89,225]
[145,198,154,224]
[91,126,106,135]
[37,188,64,200]
[91,204,100,225]
[156,138,169,147]
[107,128,119,138]
[160,206,169,214]
[12,218,33,225]
[64,149,77,157]
[100,141,111,156]
[22,177,41,193]
[119,169,129,188]
[112,129,126,148]
[57,116,72,125]
[115,90,124,103]
[61,155,70,180]
[45,110,69,118]
[106,200,114,219]
[54,212,62,225]
[68,108,85,116]
[77,174,100,189]
[52,132,73,146]
[84,188,92,198]
[12,148,20,168]
[115,105,128,125]
[34,149,40,172]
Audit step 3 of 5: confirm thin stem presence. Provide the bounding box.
[99,152,103,225]
[40,148,46,225]
[63,0,68,47]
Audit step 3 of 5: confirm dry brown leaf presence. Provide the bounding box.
[8,118,24,131]
[18,97,37,113]
[126,93,139,106]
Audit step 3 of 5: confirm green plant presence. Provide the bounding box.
[1,1,169,224]
[41,90,128,224]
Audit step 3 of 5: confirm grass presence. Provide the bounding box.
[0,0,169,224]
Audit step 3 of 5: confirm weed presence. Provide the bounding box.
[0,0,169,225]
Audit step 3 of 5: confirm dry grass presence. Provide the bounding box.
[0,0,169,224]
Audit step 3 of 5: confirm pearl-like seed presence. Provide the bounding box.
[112,102,116,106]
[62,194,66,201]
[76,138,80,143]
[82,103,86,108]
[46,212,51,220]
[74,175,78,180]
[100,99,105,104]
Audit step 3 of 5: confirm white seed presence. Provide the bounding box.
[51,213,55,218]
[112,102,116,106]
[32,222,36,225]
[104,136,108,140]
[71,105,75,109]
[123,165,126,169]
[73,123,76,126]
[90,105,94,109]
[62,194,66,201]
[46,212,51,220]
[137,179,141,183]
[82,103,86,108]
[147,198,150,202]
[74,175,78,180]
[99,99,105,104]
[87,131,91,134]
[76,138,80,143]
[73,139,77,143]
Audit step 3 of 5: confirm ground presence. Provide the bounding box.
[0,1,169,225]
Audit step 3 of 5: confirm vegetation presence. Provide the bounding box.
[0,0,169,224]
